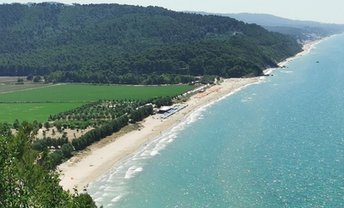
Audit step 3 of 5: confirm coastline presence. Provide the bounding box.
[264,38,323,75]
[58,77,260,191]
[58,38,323,192]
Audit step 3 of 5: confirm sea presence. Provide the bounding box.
[89,34,344,208]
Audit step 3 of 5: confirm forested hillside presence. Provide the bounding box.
[0,3,302,84]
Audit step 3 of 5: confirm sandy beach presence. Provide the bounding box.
[58,39,322,192]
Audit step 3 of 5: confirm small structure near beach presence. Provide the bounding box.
[158,106,172,113]
[157,104,188,119]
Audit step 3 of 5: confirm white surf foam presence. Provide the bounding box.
[111,195,123,202]
[280,70,293,74]
[124,166,143,179]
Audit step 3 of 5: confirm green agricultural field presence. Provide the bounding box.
[0,83,48,94]
[0,103,82,122]
[0,84,192,103]
[0,84,192,122]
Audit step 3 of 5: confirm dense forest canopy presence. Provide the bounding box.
[0,3,302,84]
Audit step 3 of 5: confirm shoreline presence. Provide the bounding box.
[58,77,260,191]
[264,38,323,75]
[58,38,323,192]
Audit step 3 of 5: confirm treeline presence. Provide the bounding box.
[48,98,173,128]
[130,105,154,123]
[38,102,158,168]
[32,137,68,151]
[148,96,173,107]
[41,143,74,169]
[40,106,154,168]
[46,72,197,85]
[69,105,153,151]
[49,100,141,127]
[24,115,129,169]
[0,3,301,83]
[72,115,129,151]
[2,97,168,170]
[0,125,97,207]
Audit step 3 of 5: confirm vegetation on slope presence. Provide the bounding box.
[0,3,301,84]
[0,124,96,207]
[0,99,165,205]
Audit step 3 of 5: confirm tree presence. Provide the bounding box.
[16,78,24,84]
[71,193,97,208]
[61,143,74,158]
[56,123,63,133]
[26,74,33,81]
[44,121,50,130]
[0,122,11,137]
[44,150,64,169]
[33,76,41,83]
[13,119,20,130]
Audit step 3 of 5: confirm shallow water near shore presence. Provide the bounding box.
[89,34,344,207]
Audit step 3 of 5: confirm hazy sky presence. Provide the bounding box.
[1,0,343,24]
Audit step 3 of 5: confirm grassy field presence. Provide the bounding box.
[0,103,83,122]
[0,83,49,94]
[0,84,192,122]
[0,76,46,93]
[0,84,192,103]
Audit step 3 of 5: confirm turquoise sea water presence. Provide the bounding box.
[89,34,344,208]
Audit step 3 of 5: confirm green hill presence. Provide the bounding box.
[0,3,302,84]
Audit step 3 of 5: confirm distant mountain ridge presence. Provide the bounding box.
[193,12,344,41]
[0,3,301,84]
[222,13,342,28]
